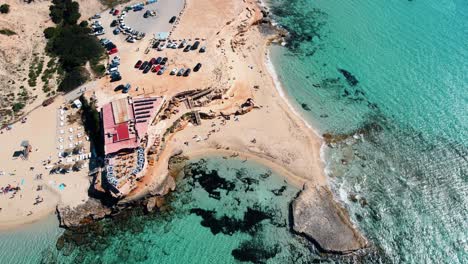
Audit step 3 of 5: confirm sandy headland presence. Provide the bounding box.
[0,0,367,254]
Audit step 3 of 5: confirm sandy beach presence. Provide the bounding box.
[2,0,326,231]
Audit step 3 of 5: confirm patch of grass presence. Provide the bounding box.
[0,28,16,36]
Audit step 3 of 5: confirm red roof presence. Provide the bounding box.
[113,123,130,142]
[102,96,165,155]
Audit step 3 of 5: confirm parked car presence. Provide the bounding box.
[183,68,191,77]
[114,84,125,91]
[193,63,202,72]
[149,58,156,64]
[135,60,142,68]
[183,45,191,52]
[110,20,118,27]
[153,65,161,73]
[160,57,168,65]
[152,41,160,48]
[178,40,187,48]
[113,28,120,35]
[110,74,122,82]
[113,9,120,16]
[199,46,206,53]
[92,13,101,19]
[155,57,162,64]
[139,61,148,70]
[191,41,200,50]
[94,30,105,36]
[105,42,116,50]
[143,65,151,74]
[170,68,178,75]
[133,5,143,11]
[122,83,131,93]
[157,66,167,75]
[177,68,185,76]
[108,48,118,55]
[169,16,177,23]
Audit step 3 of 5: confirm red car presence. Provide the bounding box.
[113,9,120,16]
[135,60,142,68]
[149,58,156,64]
[108,48,118,55]
[153,65,161,73]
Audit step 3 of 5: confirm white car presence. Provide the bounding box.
[170,68,178,75]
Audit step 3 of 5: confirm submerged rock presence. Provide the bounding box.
[292,185,367,254]
[337,69,359,86]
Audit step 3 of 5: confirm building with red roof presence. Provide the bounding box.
[101,96,165,156]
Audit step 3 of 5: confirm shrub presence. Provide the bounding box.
[58,67,89,92]
[0,28,15,36]
[0,4,9,14]
[12,102,25,112]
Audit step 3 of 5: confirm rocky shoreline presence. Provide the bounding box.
[57,153,369,256]
[55,1,369,257]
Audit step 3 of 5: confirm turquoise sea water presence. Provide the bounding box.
[1,1,467,263]
[2,158,332,264]
[268,0,468,263]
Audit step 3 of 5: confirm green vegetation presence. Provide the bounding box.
[80,95,104,157]
[44,0,105,92]
[28,55,44,87]
[0,28,15,35]
[0,4,9,14]
[12,102,25,112]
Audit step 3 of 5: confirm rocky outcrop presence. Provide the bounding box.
[57,198,112,228]
[292,185,367,254]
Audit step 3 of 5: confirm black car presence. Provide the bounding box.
[110,75,122,82]
[152,41,160,49]
[191,41,200,50]
[193,63,202,72]
[114,84,125,91]
[143,65,151,74]
[160,57,168,65]
[155,57,162,64]
[169,16,176,23]
[183,68,191,77]
[110,20,118,27]
[105,42,116,50]
[139,61,148,70]
[199,46,206,53]
[183,45,191,52]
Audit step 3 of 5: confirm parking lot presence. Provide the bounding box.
[88,0,229,101]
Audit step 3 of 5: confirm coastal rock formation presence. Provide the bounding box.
[292,185,367,254]
[57,198,112,228]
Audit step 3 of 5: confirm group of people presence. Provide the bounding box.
[1,184,21,195]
